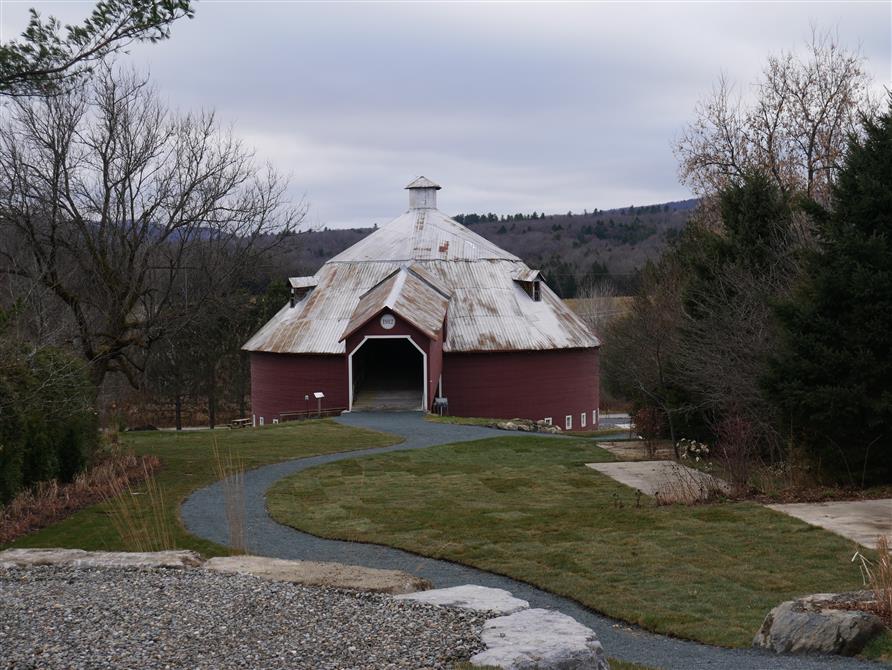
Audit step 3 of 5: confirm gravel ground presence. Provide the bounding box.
[0,565,488,670]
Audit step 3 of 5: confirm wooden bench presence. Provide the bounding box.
[229,418,252,429]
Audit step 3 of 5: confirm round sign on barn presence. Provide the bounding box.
[244,177,600,428]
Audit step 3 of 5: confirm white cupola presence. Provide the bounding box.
[405,176,441,210]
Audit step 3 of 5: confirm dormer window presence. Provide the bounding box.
[513,269,543,302]
[289,276,318,307]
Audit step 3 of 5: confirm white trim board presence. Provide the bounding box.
[347,335,428,412]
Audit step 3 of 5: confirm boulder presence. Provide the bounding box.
[204,555,430,594]
[470,608,609,669]
[754,591,886,656]
[395,584,529,614]
[0,548,203,569]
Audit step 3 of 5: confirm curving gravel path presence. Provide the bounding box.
[1,565,486,669]
[181,412,888,669]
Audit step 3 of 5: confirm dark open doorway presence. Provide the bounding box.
[350,337,425,411]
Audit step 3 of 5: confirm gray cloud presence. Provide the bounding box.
[2,1,889,227]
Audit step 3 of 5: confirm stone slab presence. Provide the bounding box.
[204,555,430,594]
[470,608,609,669]
[0,548,203,569]
[586,460,729,502]
[395,584,529,614]
[767,499,892,548]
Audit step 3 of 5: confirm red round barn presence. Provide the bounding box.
[244,178,601,430]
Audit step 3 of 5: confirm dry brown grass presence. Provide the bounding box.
[860,537,892,626]
[211,439,246,553]
[102,459,172,551]
[0,452,159,545]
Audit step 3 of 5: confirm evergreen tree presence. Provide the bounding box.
[766,102,892,484]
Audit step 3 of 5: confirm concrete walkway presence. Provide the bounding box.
[587,461,730,503]
[180,412,885,670]
[768,499,892,548]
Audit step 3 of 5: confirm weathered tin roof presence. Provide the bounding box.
[512,268,543,283]
[405,176,441,190]
[288,276,318,289]
[341,266,450,342]
[243,182,600,355]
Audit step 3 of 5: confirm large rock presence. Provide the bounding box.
[754,591,886,656]
[470,608,609,669]
[0,548,203,569]
[204,555,430,594]
[395,584,529,614]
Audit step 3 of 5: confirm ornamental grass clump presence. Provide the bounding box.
[852,536,892,627]
[212,439,247,554]
[102,459,172,551]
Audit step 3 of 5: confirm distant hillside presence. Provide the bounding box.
[273,198,698,297]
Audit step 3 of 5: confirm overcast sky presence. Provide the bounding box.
[1,1,890,228]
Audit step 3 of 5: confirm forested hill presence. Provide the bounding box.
[277,198,698,297]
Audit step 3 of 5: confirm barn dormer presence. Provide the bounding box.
[512,268,544,302]
[289,276,317,307]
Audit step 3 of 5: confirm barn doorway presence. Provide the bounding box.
[350,337,426,411]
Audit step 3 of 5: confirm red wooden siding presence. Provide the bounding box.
[442,348,600,429]
[250,352,348,423]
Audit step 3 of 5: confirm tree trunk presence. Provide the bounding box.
[174,395,182,431]
[207,367,217,429]
[666,409,679,459]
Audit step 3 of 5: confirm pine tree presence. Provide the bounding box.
[766,101,892,484]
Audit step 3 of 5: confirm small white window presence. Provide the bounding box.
[259,416,265,426]
[543,417,552,425]
[580,412,587,428]
[565,415,573,430]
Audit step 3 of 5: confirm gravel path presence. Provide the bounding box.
[181,412,888,669]
[0,565,487,670]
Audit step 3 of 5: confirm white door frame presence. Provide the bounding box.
[347,335,428,411]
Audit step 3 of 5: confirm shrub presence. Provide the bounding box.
[0,340,98,504]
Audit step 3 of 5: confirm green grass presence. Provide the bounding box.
[4,420,399,556]
[861,629,892,662]
[267,435,867,648]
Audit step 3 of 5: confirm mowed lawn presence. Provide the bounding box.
[267,436,865,648]
[4,420,399,556]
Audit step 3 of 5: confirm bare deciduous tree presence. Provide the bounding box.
[602,262,688,455]
[675,30,874,207]
[0,68,301,387]
[573,278,620,339]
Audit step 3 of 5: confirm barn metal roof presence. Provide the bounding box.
[340,266,450,342]
[243,181,600,355]
[512,268,543,283]
[405,176,441,190]
[288,276,318,289]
